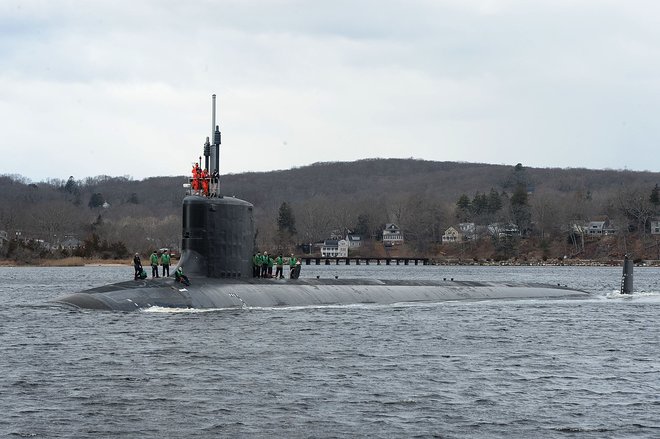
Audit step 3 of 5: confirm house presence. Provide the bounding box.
[586,221,606,235]
[60,237,83,250]
[651,219,660,235]
[321,239,349,257]
[586,218,616,236]
[382,224,404,245]
[346,234,362,248]
[442,226,461,243]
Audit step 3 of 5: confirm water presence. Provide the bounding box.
[1,265,659,438]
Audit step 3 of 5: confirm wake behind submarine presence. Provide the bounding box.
[55,96,591,311]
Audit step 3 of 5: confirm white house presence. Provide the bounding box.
[382,224,404,245]
[586,219,616,236]
[442,226,461,243]
[321,239,349,257]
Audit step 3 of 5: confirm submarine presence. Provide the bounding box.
[55,96,590,311]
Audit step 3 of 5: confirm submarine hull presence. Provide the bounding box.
[55,277,590,311]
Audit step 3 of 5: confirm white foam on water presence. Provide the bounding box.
[603,290,660,301]
[141,305,235,314]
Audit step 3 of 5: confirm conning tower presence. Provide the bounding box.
[178,95,254,278]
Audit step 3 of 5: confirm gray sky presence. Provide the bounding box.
[2,0,660,182]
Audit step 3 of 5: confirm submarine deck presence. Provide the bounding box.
[54,277,590,311]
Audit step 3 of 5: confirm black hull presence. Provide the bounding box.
[55,277,590,311]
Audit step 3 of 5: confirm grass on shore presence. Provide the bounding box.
[0,257,130,267]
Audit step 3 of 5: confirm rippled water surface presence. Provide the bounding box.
[1,265,659,438]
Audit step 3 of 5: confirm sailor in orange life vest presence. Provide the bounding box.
[191,164,200,193]
[201,168,209,196]
[196,164,203,194]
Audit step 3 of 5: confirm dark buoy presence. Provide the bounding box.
[620,255,633,294]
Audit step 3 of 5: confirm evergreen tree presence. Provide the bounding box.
[456,194,471,221]
[88,193,105,208]
[487,188,503,214]
[503,163,530,190]
[277,202,297,235]
[64,176,78,195]
[471,192,488,216]
[510,185,531,235]
[650,184,659,207]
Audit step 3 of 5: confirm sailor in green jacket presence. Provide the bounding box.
[175,266,190,286]
[252,253,261,277]
[288,253,297,278]
[275,254,284,279]
[267,254,274,278]
[160,250,171,277]
[150,250,159,278]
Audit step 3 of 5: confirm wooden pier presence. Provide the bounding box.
[300,257,429,266]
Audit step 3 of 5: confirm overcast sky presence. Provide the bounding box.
[2,0,659,182]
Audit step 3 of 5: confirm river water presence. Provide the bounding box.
[1,264,658,438]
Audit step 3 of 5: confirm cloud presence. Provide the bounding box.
[1,0,659,182]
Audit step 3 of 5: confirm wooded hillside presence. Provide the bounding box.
[1,159,659,262]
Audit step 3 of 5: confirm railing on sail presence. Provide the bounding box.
[183,174,219,197]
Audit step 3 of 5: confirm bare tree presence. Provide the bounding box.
[616,187,654,236]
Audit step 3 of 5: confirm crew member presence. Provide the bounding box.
[150,250,159,278]
[274,254,284,279]
[133,253,142,280]
[195,163,202,194]
[267,253,274,278]
[261,251,269,278]
[253,253,261,278]
[293,259,302,279]
[161,249,171,277]
[191,164,200,193]
[201,168,209,196]
[289,253,297,278]
[175,266,190,286]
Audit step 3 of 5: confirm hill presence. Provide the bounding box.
[1,159,659,262]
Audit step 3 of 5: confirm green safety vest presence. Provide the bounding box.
[150,253,158,266]
[161,254,171,265]
[289,257,297,267]
[275,256,283,266]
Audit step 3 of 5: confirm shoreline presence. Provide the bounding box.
[0,257,658,268]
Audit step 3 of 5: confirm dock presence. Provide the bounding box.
[300,257,429,266]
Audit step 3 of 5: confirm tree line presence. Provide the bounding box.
[1,159,659,262]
